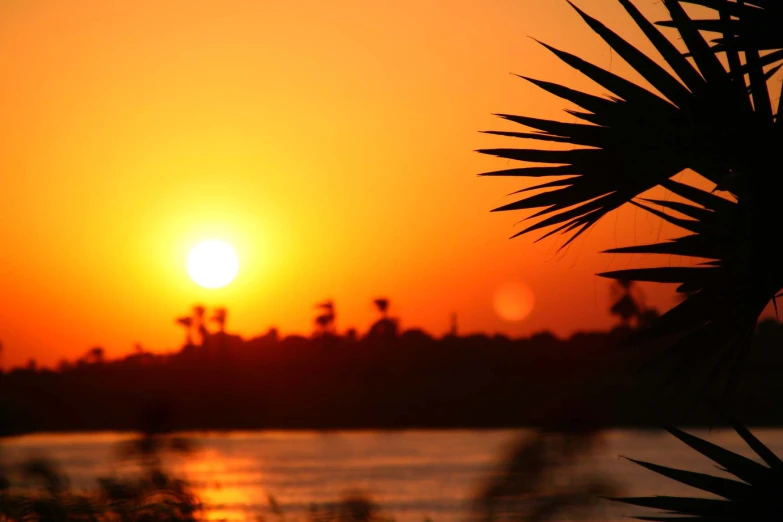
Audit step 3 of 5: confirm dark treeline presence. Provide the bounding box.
[3,295,783,435]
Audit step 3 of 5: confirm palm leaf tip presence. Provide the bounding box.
[614,425,783,521]
[565,0,694,107]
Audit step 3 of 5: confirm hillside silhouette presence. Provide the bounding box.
[4,294,783,436]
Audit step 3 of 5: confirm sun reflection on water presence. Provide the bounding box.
[173,450,263,521]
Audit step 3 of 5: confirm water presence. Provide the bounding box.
[2,428,777,522]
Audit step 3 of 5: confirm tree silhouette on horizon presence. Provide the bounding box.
[211,307,227,334]
[609,280,660,331]
[175,316,194,347]
[193,305,209,345]
[609,280,641,326]
[83,347,105,365]
[373,298,389,319]
[314,300,336,336]
[368,298,398,340]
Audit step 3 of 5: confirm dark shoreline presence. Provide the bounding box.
[5,323,783,438]
[8,420,783,438]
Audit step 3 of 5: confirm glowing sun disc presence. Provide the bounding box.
[187,240,239,289]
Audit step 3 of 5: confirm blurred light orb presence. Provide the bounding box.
[187,240,239,289]
[494,281,535,322]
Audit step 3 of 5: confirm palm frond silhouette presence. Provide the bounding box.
[598,182,763,401]
[482,0,783,405]
[613,424,783,522]
[657,1,783,78]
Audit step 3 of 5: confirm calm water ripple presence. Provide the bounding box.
[3,429,778,522]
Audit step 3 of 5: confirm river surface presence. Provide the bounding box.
[2,429,776,521]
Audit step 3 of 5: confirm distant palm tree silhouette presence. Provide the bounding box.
[175,316,193,346]
[610,280,660,330]
[368,298,398,340]
[193,305,209,344]
[84,346,105,365]
[315,300,336,336]
[609,280,643,326]
[211,307,227,334]
[373,298,389,319]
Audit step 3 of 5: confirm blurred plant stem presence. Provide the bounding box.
[475,427,616,522]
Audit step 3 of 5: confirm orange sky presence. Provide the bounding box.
[0,0,730,368]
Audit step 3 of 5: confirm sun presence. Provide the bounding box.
[187,240,240,289]
[493,281,535,322]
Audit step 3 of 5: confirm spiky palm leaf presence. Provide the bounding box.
[482,0,783,406]
[596,181,782,403]
[612,424,783,521]
[479,0,768,246]
[658,1,783,71]
[657,0,783,124]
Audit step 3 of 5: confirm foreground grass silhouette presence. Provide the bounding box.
[0,402,399,522]
[0,461,392,522]
[0,437,202,522]
[0,427,614,522]
[0,440,394,522]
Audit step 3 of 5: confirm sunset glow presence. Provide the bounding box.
[0,0,704,367]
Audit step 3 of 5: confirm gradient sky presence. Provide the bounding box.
[1,0,727,368]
